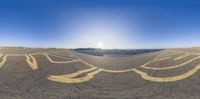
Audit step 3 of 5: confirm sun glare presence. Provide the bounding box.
[98,42,104,49]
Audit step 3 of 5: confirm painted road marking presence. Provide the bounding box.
[48,68,102,83]
[0,52,81,69]
[140,57,171,68]
[142,56,200,70]
[47,51,200,83]
[0,55,8,68]
[47,53,76,60]
[2,50,200,83]
[133,63,200,82]
[25,54,38,70]
[43,53,80,64]
[174,53,190,60]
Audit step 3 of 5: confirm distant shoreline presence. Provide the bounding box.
[73,48,162,56]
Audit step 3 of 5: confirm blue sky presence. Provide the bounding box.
[0,0,200,49]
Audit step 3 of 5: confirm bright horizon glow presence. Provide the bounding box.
[0,1,200,49]
[97,42,104,49]
[62,10,137,49]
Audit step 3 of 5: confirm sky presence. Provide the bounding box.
[0,0,200,49]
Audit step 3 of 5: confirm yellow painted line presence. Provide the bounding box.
[69,53,96,68]
[7,54,26,56]
[0,50,188,83]
[142,56,200,70]
[25,54,38,70]
[140,57,171,68]
[102,69,133,73]
[174,53,190,60]
[51,60,80,64]
[47,53,76,60]
[48,68,102,83]
[140,51,173,68]
[0,55,8,68]
[45,50,200,83]
[0,54,39,70]
[140,61,153,68]
[155,57,171,61]
[30,50,60,55]
[80,60,99,68]
[132,63,200,82]
[69,53,82,61]
[44,54,80,64]
[30,53,43,55]
[153,52,162,60]
[64,52,200,83]
[49,67,97,78]
[48,51,70,56]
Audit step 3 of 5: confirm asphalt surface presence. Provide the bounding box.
[1,47,200,99]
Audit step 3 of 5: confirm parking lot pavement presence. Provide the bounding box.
[1,48,200,99]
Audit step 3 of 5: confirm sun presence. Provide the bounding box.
[97,42,104,49]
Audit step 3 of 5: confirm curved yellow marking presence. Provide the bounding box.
[47,51,200,83]
[49,51,76,58]
[51,67,97,78]
[25,54,38,70]
[47,53,76,60]
[142,56,200,70]
[153,53,162,60]
[154,57,171,61]
[140,57,171,68]
[0,55,8,68]
[80,60,99,68]
[30,50,59,55]
[48,68,102,83]
[132,63,200,82]
[174,53,190,60]
[44,54,80,64]
[102,69,132,73]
